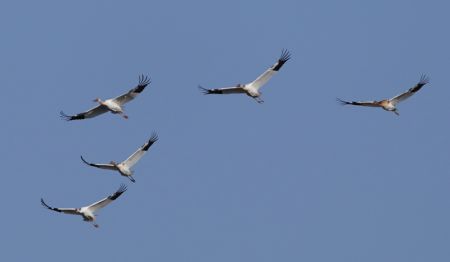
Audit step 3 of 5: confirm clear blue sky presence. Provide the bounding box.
[2,0,450,261]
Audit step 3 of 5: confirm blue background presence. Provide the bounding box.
[2,0,450,261]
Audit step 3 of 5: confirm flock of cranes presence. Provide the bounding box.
[43,75,156,227]
[41,49,430,228]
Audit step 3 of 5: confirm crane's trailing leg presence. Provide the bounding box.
[253,97,264,104]
[120,112,129,119]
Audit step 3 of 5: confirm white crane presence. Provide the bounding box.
[80,133,158,182]
[337,74,430,115]
[41,184,127,228]
[199,49,291,103]
[60,75,150,120]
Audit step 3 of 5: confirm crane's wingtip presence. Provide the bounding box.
[149,132,159,143]
[419,74,430,85]
[80,155,92,166]
[143,133,158,151]
[40,198,49,208]
[198,85,211,95]
[109,184,128,200]
[336,98,349,105]
[138,74,151,86]
[280,49,291,62]
[117,184,128,194]
[59,111,72,121]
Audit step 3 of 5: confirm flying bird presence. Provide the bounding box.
[41,184,127,228]
[337,74,430,115]
[60,75,150,120]
[80,133,158,182]
[199,49,291,103]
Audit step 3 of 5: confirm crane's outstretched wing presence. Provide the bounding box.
[87,184,127,212]
[80,155,117,171]
[112,75,150,105]
[41,198,79,215]
[337,98,381,107]
[198,85,246,95]
[60,104,109,121]
[122,133,158,168]
[390,74,429,105]
[248,49,291,91]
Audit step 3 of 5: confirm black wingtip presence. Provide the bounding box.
[198,85,211,95]
[143,132,159,151]
[272,49,291,71]
[149,132,159,143]
[139,74,151,86]
[40,198,46,207]
[60,110,84,121]
[118,183,127,193]
[60,111,73,121]
[41,198,54,211]
[134,74,151,93]
[110,184,127,200]
[336,98,350,105]
[419,74,430,85]
[80,155,91,166]
[280,49,291,63]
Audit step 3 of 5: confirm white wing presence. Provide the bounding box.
[41,198,79,216]
[86,184,127,213]
[198,85,247,95]
[112,75,150,106]
[337,98,382,107]
[60,105,109,121]
[247,49,291,91]
[122,133,158,169]
[80,155,117,171]
[390,74,429,105]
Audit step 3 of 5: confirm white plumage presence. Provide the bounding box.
[338,74,430,115]
[60,75,150,120]
[199,49,291,103]
[80,133,158,182]
[41,184,127,228]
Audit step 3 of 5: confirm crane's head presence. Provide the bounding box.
[93,98,103,104]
